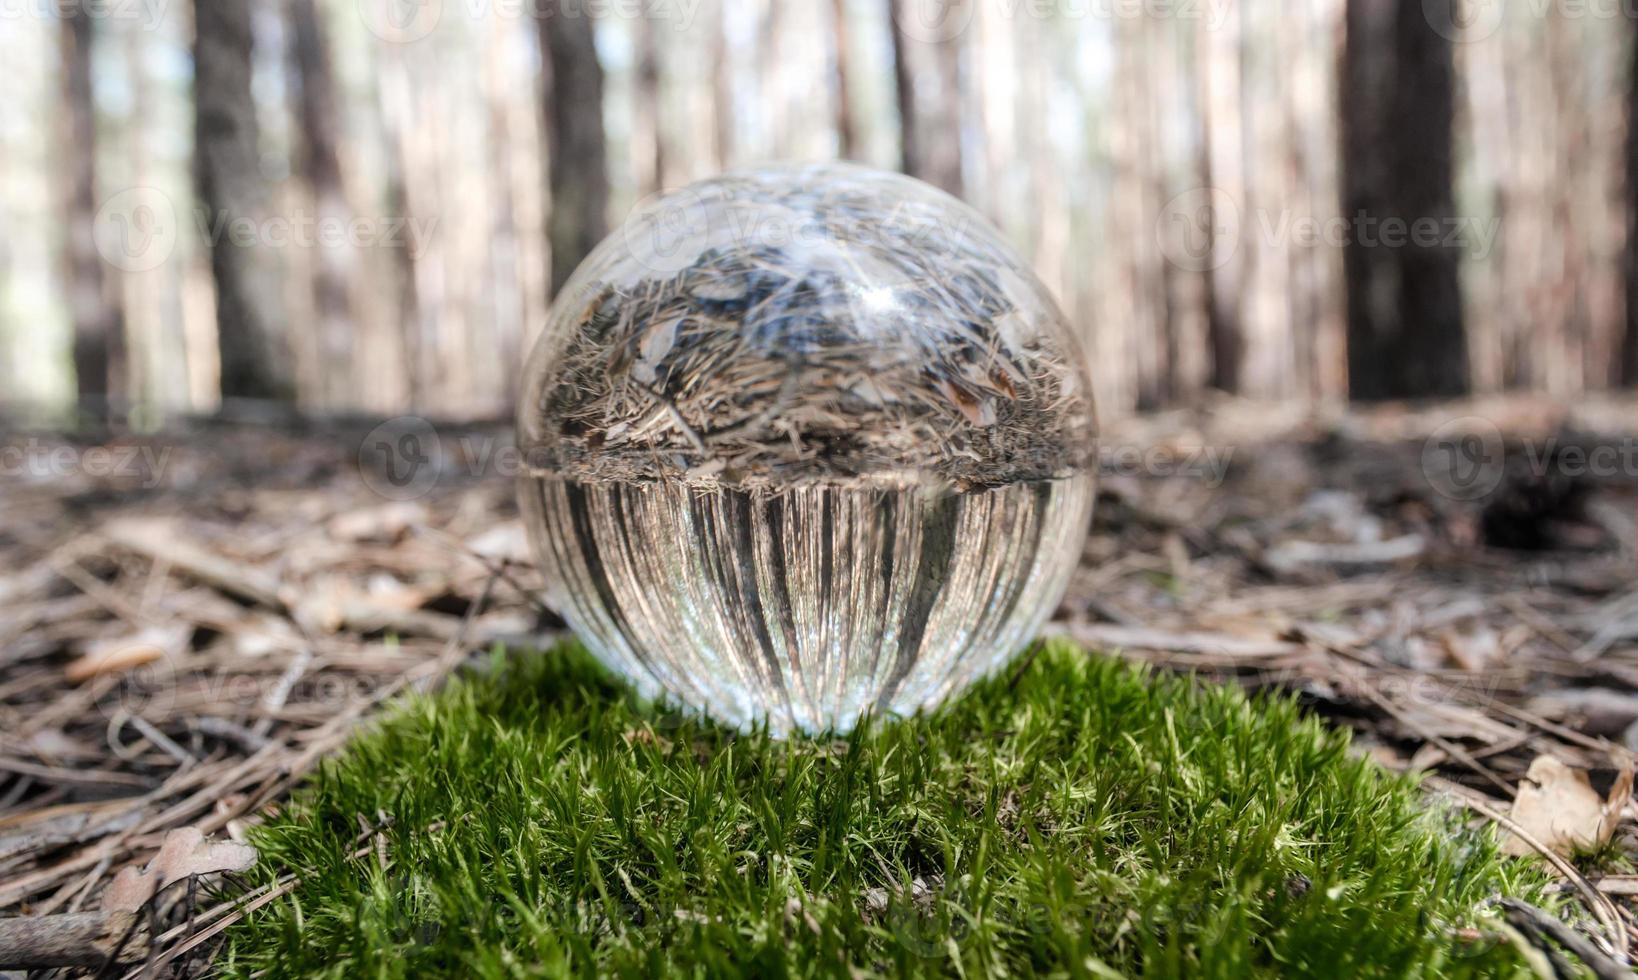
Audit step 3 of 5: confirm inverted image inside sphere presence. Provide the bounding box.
[519,163,1098,736]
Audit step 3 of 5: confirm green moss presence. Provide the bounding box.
[222,642,1550,978]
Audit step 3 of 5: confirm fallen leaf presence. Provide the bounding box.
[65,625,189,684]
[103,827,258,912]
[1502,756,1633,857]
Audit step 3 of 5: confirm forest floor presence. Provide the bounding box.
[2,394,1638,975]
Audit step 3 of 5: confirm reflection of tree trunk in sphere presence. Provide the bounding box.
[521,475,1094,736]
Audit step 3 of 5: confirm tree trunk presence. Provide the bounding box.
[1340,0,1468,400]
[711,0,733,169]
[1625,11,1638,386]
[888,0,964,197]
[285,0,355,408]
[633,13,664,195]
[538,2,609,298]
[832,0,857,159]
[194,0,293,402]
[59,7,125,418]
[1199,3,1242,394]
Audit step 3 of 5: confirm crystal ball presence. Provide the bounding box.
[519,163,1097,736]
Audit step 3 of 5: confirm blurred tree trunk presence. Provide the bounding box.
[832,0,857,159]
[194,0,292,402]
[538,2,609,298]
[285,0,354,408]
[59,7,125,417]
[711,0,733,169]
[1199,5,1242,394]
[1625,13,1638,386]
[888,0,963,197]
[376,44,424,410]
[1340,0,1468,400]
[633,14,664,195]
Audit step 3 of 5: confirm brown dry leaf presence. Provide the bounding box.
[103,827,258,912]
[1502,756,1634,857]
[65,625,189,684]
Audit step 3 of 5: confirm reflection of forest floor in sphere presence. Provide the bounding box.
[1,393,1637,973]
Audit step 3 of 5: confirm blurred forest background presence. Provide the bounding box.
[2,0,1636,423]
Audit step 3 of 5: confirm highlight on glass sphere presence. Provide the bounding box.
[518,162,1097,737]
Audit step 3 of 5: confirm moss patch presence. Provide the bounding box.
[222,642,1547,978]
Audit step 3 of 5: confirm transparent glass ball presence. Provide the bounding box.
[519,163,1097,737]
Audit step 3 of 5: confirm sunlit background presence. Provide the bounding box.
[0,0,1630,421]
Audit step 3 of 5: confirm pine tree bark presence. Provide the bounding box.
[59,7,125,416]
[1624,10,1638,386]
[1199,3,1242,394]
[194,0,293,402]
[888,0,964,197]
[633,13,664,195]
[285,0,355,407]
[538,2,609,298]
[832,0,857,160]
[1340,0,1468,400]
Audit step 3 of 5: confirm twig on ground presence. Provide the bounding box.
[1431,775,1629,963]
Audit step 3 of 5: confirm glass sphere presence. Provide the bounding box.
[519,163,1096,737]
